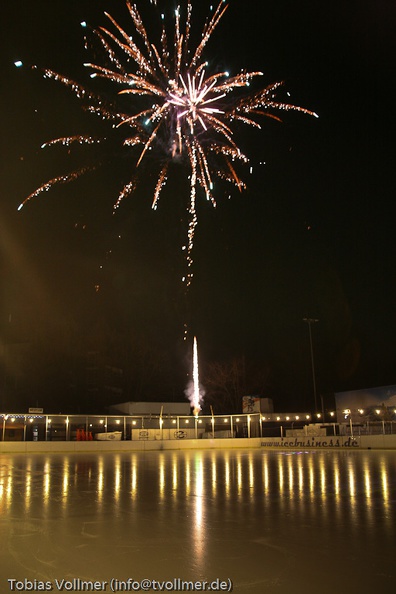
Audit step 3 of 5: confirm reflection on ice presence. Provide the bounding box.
[381,457,389,503]
[159,453,165,498]
[1,450,395,514]
[97,456,104,501]
[334,458,340,497]
[0,449,395,591]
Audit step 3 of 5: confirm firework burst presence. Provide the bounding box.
[19,0,317,285]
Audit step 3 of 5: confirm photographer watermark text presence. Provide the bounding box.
[7,577,233,592]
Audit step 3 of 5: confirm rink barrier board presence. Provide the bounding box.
[1,434,396,452]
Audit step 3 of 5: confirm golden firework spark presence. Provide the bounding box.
[19,1,317,285]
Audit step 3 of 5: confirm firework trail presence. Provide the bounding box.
[184,336,204,415]
[19,0,317,286]
[192,336,202,416]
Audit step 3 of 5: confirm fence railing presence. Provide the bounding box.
[1,412,395,442]
[1,412,261,442]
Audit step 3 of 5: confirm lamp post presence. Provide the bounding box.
[303,317,319,413]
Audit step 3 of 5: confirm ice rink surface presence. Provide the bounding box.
[0,448,395,593]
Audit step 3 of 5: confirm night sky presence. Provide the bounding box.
[1,0,395,414]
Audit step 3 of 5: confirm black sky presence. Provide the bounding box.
[1,0,395,413]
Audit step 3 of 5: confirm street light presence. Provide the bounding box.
[303,317,319,413]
